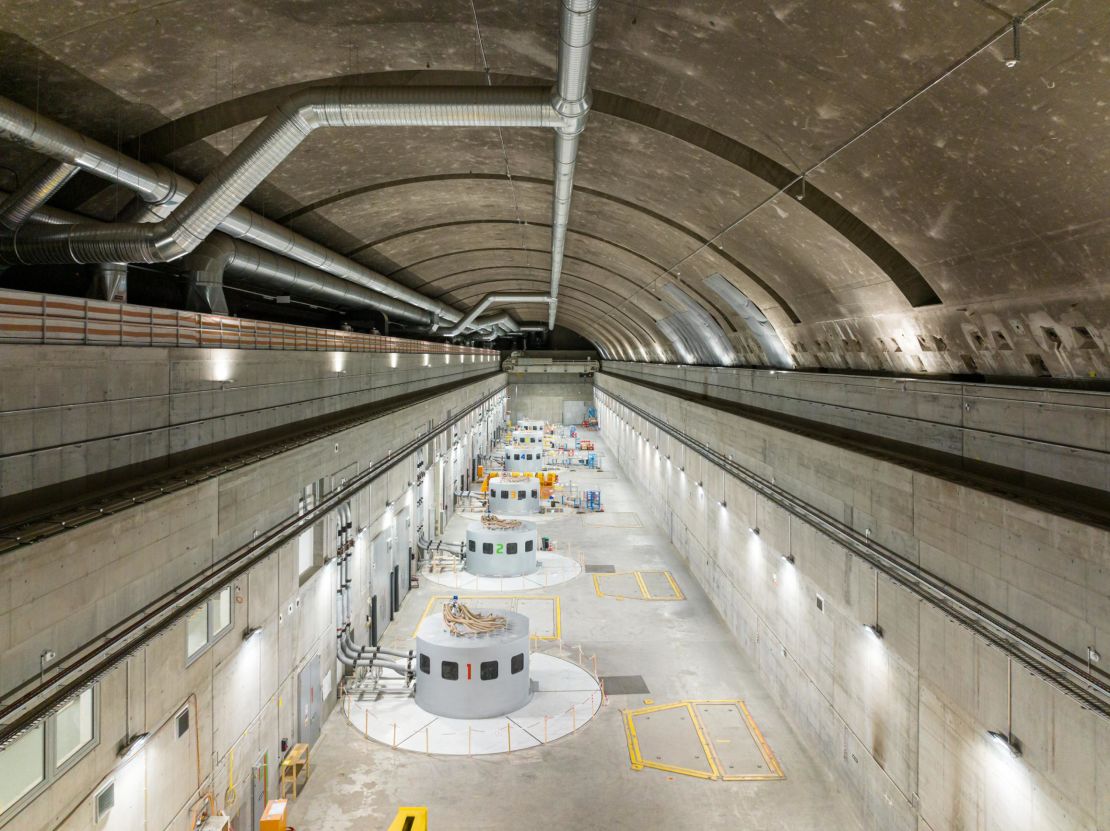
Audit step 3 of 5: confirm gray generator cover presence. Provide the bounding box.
[415,610,531,718]
[465,520,539,576]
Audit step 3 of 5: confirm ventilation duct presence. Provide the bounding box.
[441,293,553,338]
[0,159,78,230]
[704,273,794,369]
[547,0,600,329]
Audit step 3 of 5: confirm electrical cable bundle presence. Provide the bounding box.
[442,601,508,636]
[481,514,522,530]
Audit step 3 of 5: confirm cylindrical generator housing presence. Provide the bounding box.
[465,519,539,576]
[504,445,544,473]
[517,419,545,432]
[415,610,531,718]
[511,428,543,446]
[488,476,540,515]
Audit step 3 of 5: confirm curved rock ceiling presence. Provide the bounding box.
[0,0,1107,379]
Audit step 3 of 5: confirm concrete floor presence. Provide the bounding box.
[287,431,865,831]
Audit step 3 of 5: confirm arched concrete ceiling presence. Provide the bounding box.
[0,0,1107,378]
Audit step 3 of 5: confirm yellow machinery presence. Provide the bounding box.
[258,800,287,831]
[478,470,558,493]
[387,806,428,830]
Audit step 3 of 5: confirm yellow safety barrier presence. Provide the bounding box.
[387,806,428,830]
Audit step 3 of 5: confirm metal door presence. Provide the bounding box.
[370,532,391,643]
[297,654,322,748]
[394,507,411,605]
[563,400,588,425]
[251,754,268,830]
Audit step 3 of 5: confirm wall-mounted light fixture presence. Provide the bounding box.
[863,623,884,640]
[749,526,760,536]
[780,552,795,566]
[988,657,1022,756]
[117,732,150,760]
[242,626,262,642]
[718,500,727,509]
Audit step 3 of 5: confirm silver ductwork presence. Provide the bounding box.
[441,293,553,338]
[89,262,128,303]
[0,159,78,229]
[187,235,435,325]
[0,87,565,267]
[0,1,601,334]
[547,0,599,330]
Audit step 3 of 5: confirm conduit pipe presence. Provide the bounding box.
[547,0,600,329]
[0,87,564,264]
[441,293,553,338]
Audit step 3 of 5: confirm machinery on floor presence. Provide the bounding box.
[487,474,541,515]
[504,445,544,472]
[464,515,540,577]
[414,601,532,719]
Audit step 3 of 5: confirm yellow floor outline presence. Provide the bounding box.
[413,595,562,640]
[593,570,685,601]
[622,699,785,782]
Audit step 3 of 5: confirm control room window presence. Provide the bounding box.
[506,543,518,555]
[419,654,431,674]
[511,653,525,674]
[525,540,534,552]
[480,661,499,680]
[0,686,100,823]
[54,687,94,768]
[468,540,476,552]
[483,542,493,554]
[0,723,44,816]
[186,585,234,662]
[441,661,459,680]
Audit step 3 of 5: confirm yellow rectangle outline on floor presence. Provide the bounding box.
[621,699,784,782]
[621,702,716,780]
[689,699,785,781]
[593,570,685,601]
[413,595,562,641]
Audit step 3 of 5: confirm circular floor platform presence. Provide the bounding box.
[420,552,582,591]
[344,653,602,755]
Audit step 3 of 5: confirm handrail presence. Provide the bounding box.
[595,380,1110,720]
[0,383,507,747]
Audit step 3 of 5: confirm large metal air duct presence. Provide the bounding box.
[441,294,553,338]
[0,160,78,230]
[547,0,599,330]
[0,87,564,266]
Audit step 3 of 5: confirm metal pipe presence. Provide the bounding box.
[190,234,435,325]
[0,159,78,229]
[547,0,600,329]
[441,293,553,338]
[0,87,564,265]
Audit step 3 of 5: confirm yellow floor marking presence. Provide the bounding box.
[413,595,562,640]
[621,699,785,783]
[593,570,684,601]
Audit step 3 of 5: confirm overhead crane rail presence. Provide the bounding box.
[0,384,508,748]
[595,383,1110,720]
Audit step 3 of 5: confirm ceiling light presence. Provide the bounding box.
[1005,17,1022,68]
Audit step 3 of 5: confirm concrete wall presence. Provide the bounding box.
[507,373,593,426]
[0,345,498,498]
[595,372,1109,831]
[0,370,506,831]
[604,361,1110,493]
